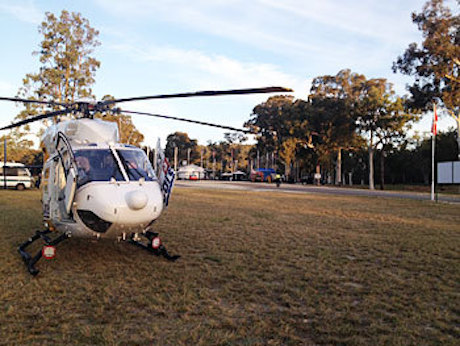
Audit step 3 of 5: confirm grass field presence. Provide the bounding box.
[0,188,459,344]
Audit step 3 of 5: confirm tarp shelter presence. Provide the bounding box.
[177,164,206,180]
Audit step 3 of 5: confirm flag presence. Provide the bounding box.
[431,103,438,135]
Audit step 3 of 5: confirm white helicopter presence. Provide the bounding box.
[0,87,292,275]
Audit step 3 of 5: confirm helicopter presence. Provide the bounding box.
[0,86,292,275]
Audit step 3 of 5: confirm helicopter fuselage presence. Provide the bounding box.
[41,118,171,239]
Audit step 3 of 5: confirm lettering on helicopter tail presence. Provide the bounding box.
[161,158,175,206]
[155,139,175,207]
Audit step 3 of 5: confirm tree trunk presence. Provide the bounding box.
[379,149,385,190]
[369,146,375,190]
[335,147,342,185]
[422,171,429,184]
[284,161,291,179]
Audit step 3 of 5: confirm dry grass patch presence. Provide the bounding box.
[0,188,459,344]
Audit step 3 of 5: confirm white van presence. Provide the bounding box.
[0,162,34,190]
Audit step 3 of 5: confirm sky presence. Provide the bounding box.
[0,0,457,147]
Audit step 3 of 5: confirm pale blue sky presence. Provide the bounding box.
[0,0,457,146]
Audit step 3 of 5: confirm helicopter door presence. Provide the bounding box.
[55,132,78,216]
[63,167,77,214]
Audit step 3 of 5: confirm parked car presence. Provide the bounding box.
[0,162,34,190]
[221,171,247,181]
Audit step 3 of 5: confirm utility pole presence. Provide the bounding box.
[431,103,438,201]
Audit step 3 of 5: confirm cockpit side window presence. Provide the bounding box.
[116,149,157,182]
[74,149,124,187]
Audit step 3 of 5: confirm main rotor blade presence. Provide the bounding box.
[0,96,67,107]
[121,110,253,134]
[105,87,293,105]
[0,109,70,131]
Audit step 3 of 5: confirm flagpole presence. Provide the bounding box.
[431,102,438,202]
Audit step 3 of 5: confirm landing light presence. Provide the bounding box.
[42,245,56,259]
[151,237,161,249]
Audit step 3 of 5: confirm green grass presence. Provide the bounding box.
[0,188,459,344]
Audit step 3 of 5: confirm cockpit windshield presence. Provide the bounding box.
[74,148,156,187]
[116,149,157,182]
[74,149,124,187]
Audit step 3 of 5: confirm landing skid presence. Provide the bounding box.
[125,230,180,261]
[18,230,70,276]
[18,229,179,276]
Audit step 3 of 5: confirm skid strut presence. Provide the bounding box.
[127,230,180,261]
[18,230,70,276]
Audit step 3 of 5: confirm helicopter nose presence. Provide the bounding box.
[125,190,148,210]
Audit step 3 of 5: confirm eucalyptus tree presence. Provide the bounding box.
[307,97,364,184]
[0,132,37,163]
[245,95,309,178]
[393,0,459,156]
[223,132,249,172]
[355,79,415,189]
[11,10,145,148]
[16,10,100,122]
[309,69,365,184]
[165,132,198,164]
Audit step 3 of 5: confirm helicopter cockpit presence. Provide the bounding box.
[74,146,156,187]
[116,147,157,182]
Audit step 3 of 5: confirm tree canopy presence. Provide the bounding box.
[309,69,366,183]
[245,95,309,177]
[393,0,459,113]
[8,10,145,157]
[165,131,199,164]
[0,133,39,164]
[16,10,100,121]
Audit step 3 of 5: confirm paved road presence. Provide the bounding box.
[175,180,460,204]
